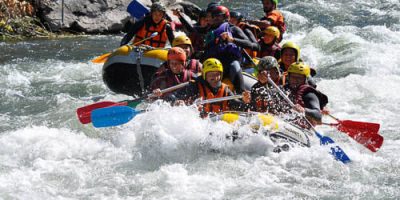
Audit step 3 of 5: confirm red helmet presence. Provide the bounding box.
[211,6,230,18]
[167,47,186,62]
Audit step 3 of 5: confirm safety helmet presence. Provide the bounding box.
[263,26,280,39]
[281,41,301,62]
[202,58,224,79]
[288,62,310,77]
[211,6,230,19]
[150,2,166,13]
[167,47,186,62]
[257,56,281,76]
[230,11,244,21]
[261,0,278,6]
[172,35,192,47]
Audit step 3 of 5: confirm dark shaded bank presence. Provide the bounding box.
[1,0,201,41]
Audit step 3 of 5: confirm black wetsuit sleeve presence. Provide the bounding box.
[164,81,199,103]
[166,24,175,45]
[231,26,259,50]
[120,19,145,46]
[302,92,322,121]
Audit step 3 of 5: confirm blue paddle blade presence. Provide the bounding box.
[91,106,139,128]
[315,131,351,164]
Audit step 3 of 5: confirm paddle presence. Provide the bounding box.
[91,106,141,128]
[267,76,351,164]
[76,82,190,124]
[323,114,383,152]
[91,32,159,64]
[91,94,244,128]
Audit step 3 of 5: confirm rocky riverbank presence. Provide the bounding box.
[1,0,200,41]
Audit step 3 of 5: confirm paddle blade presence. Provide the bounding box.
[91,106,139,128]
[77,101,118,124]
[314,131,351,164]
[339,125,384,152]
[76,101,128,124]
[91,53,111,63]
[338,120,380,134]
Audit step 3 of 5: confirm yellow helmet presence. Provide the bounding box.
[172,35,192,47]
[281,41,301,62]
[202,58,224,79]
[288,62,311,77]
[263,26,280,39]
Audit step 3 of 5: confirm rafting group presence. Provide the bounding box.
[78,0,384,163]
[119,1,324,128]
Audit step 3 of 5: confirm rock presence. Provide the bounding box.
[36,0,202,34]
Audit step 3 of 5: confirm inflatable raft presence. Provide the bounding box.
[210,111,314,149]
[102,45,258,96]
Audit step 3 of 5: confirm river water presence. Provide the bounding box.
[1,0,400,199]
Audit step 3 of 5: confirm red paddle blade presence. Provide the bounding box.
[337,124,384,152]
[339,120,380,133]
[76,101,127,124]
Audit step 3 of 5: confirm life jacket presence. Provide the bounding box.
[151,69,193,91]
[264,10,286,41]
[157,60,201,75]
[292,84,328,109]
[133,19,169,48]
[258,41,281,60]
[187,59,202,74]
[198,82,230,113]
[204,22,242,60]
[238,22,261,58]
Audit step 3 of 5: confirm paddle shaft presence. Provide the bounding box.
[132,32,158,46]
[198,95,243,105]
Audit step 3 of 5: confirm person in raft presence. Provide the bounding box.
[285,62,328,127]
[249,56,290,114]
[150,47,197,98]
[120,2,175,48]
[257,26,281,60]
[247,0,286,42]
[166,58,251,117]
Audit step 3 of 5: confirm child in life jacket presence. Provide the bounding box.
[257,26,281,60]
[151,47,197,98]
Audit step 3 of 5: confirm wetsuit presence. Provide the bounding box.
[203,22,259,93]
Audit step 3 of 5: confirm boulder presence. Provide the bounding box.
[36,0,201,34]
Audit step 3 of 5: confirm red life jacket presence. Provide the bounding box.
[187,59,202,74]
[293,84,328,109]
[156,60,201,75]
[151,69,193,92]
[258,41,281,59]
[198,82,229,113]
[133,19,169,48]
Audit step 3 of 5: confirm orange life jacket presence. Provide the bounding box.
[133,19,169,48]
[198,82,229,113]
[237,22,260,58]
[265,10,286,41]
